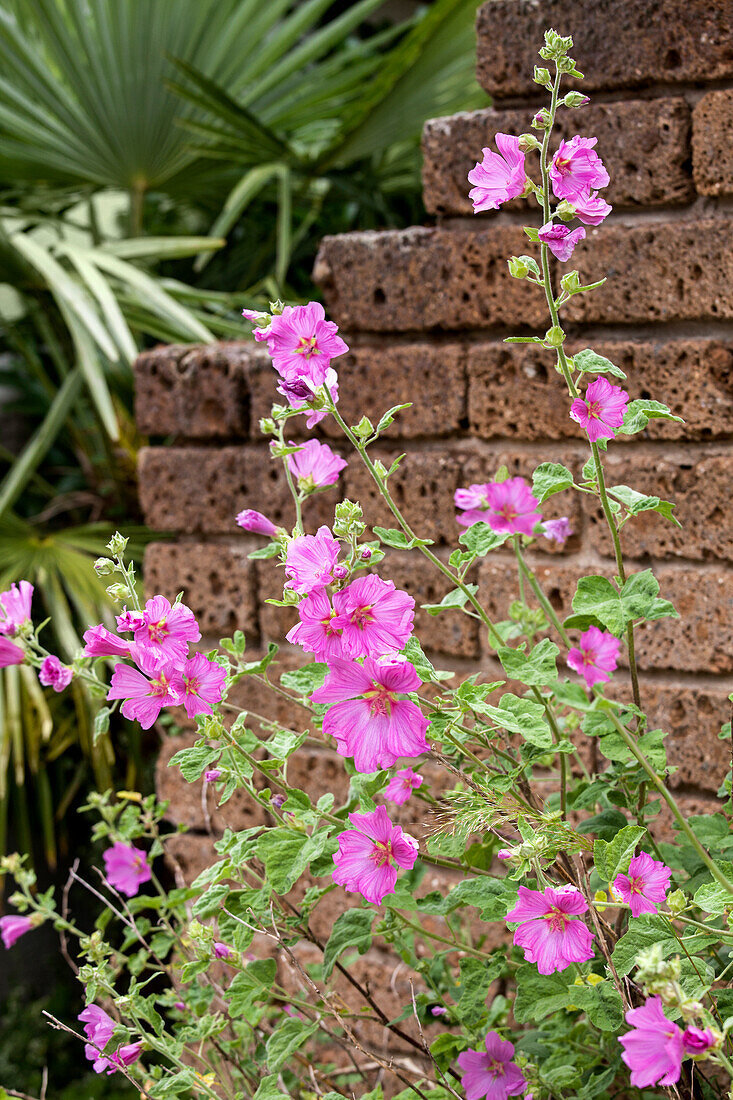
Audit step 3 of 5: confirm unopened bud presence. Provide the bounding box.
[544,325,565,348]
[269,299,285,315]
[666,889,687,916]
[508,256,530,280]
[563,91,590,108]
[560,270,581,294]
[518,132,541,152]
[360,547,372,561]
[333,564,348,580]
[555,200,576,222]
[93,557,116,576]
[532,108,552,130]
[106,583,130,602]
[259,418,276,435]
[533,66,551,87]
[106,531,128,556]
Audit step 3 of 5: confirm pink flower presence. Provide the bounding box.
[103,842,152,897]
[38,655,73,692]
[106,653,182,729]
[116,608,143,632]
[132,596,200,666]
[567,626,620,689]
[468,135,526,212]
[0,914,34,948]
[542,517,573,544]
[265,302,348,380]
[170,653,226,720]
[83,625,132,659]
[570,377,629,442]
[457,1031,527,1100]
[506,885,594,974]
[0,636,24,668]
[613,852,672,918]
[107,1042,143,1074]
[0,580,33,635]
[285,527,341,594]
[236,509,280,537]
[277,366,339,427]
[619,997,683,1088]
[80,1005,115,1073]
[241,307,270,335]
[311,656,429,772]
[204,768,222,782]
[332,806,418,904]
[331,575,415,659]
[538,221,586,261]
[385,768,423,805]
[287,439,347,490]
[286,589,344,662]
[682,1026,716,1054]
[573,188,612,226]
[549,136,609,202]
[213,941,233,960]
[431,1006,448,1017]
[455,477,542,537]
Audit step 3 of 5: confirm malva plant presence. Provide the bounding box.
[3,29,733,1100]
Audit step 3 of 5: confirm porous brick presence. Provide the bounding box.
[475,0,733,99]
[135,343,262,439]
[566,220,733,325]
[693,89,733,197]
[468,339,733,443]
[422,99,693,217]
[313,226,545,332]
[138,446,336,534]
[316,222,733,332]
[144,540,258,638]
[478,560,733,673]
[459,447,584,554]
[582,450,733,561]
[345,447,463,545]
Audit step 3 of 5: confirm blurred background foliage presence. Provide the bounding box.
[0,0,484,868]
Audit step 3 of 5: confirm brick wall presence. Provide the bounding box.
[135,0,733,1043]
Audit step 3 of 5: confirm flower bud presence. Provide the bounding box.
[555,200,576,222]
[507,256,530,280]
[531,108,552,130]
[560,270,581,294]
[666,888,687,916]
[360,547,372,561]
[352,415,374,441]
[333,564,348,580]
[106,583,130,601]
[269,299,285,315]
[106,531,128,556]
[518,132,541,152]
[533,66,551,86]
[563,91,590,108]
[259,417,276,435]
[544,325,566,348]
[93,557,116,576]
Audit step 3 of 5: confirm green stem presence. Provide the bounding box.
[601,703,733,894]
[394,912,495,961]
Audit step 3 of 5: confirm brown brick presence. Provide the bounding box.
[654,793,726,844]
[345,447,463,545]
[138,445,336,534]
[423,99,693,217]
[582,449,733,561]
[459,447,584,554]
[468,339,733,443]
[144,540,258,638]
[135,343,264,439]
[693,89,733,197]
[313,226,545,332]
[567,220,733,325]
[475,0,733,99]
[630,683,732,792]
[478,559,733,673]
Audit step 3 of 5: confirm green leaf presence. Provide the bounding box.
[619,399,684,436]
[513,965,573,1023]
[484,694,552,748]
[570,575,624,635]
[455,955,498,1026]
[322,909,374,979]
[613,914,718,977]
[247,541,280,560]
[458,523,510,556]
[569,982,624,1031]
[253,1075,290,1100]
[532,462,574,502]
[228,958,278,1017]
[280,663,328,696]
[607,484,680,527]
[169,742,220,783]
[572,349,627,380]
[266,1016,319,1073]
[257,827,333,893]
[693,863,733,914]
[423,585,478,616]
[497,638,559,687]
[372,526,411,548]
[593,825,645,882]
[376,403,412,434]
